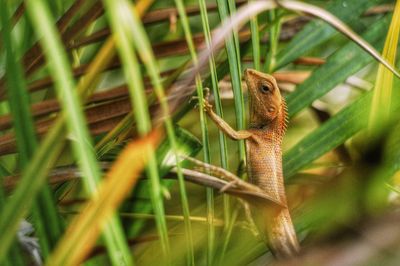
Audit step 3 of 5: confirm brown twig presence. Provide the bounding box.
[3,162,283,208]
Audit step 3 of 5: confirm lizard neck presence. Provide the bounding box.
[249,99,288,143]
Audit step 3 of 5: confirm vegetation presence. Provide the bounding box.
[0,0,399,265]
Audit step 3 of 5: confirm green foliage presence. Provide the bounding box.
[0,0,399,265]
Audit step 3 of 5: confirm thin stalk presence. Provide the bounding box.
[138,1,198,263]
[102,0,173,263]
[216,0,246,248]
[198,0,230,264]
[249,0,261,70]
[173,0,216,264]
[264,10,282,73]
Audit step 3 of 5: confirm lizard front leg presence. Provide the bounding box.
[203,99,253,140]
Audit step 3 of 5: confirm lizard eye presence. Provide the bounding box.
[260,84,271,94]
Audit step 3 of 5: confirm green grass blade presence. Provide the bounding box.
[216,0,247,261]
[216,0,246,159]
[216,0,245,237]
[102,0,172,262]
[172,0,215,263]
[23,1,133,265]
[264,10,281,73]
[275,0,383,70]
[198,0,229,263]
[0,0,62,257]
[286,15,391,117]
[136,1,196,262]
[249,0,260,71]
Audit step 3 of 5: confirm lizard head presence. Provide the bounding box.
[244,68,284,127]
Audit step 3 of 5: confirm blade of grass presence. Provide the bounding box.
[198,0,228,263]
[368,0,400,136]
[216,0,246,161]
[216,0,245,242]
[215,0,249,261]
[277,0,400,78]
[0,0,62,257]
[264,9,281,73]
[249,0,260,70]
[131,1,198,263]
[101,0,173,262]
[275,0,384,70]
[172,0,212,263]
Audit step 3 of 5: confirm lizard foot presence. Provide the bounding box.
[219,180,239,193]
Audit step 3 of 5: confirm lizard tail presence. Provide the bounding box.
[264,207,300,259]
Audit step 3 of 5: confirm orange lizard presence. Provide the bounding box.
[203,68,300,258]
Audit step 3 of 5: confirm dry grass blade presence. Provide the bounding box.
[47,130,161,266]
[368,0,400,134]
[172,168,284,207]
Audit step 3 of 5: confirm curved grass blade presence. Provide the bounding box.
[277,0,400,79]
[132,7,196,264]
[102,0,175,262]
[275,0,383,70]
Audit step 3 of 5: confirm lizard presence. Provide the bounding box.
[202,68,300,258]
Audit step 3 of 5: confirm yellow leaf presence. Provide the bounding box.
[368,0,400,134]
